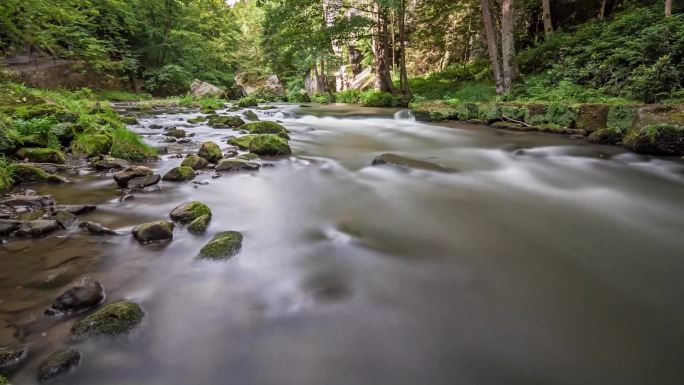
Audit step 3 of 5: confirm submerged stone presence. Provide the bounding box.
[162,166,196,182]
[37,348,81,382]
[198,141,223,163]
[44,277,105,315]
[132,220,174,243]
[52,205,96,215]
[79,221,117,235]
[54,211,77,228]
[198,231,243,260]
[371,153,454,173]
[71,301,144,338]
[0,220,22,235]
[243,110,259,121]
[169,201,212,224]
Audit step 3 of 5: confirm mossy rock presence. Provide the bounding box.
[71,301,144,338]
[243,110,259,121]
[121,116,138,125]
[188,214,211,235]
[246,134,292,156]
[198,231,243,260]
[90,155,128,170]
[16,148,66,164]
[197,142,222,163]
[132,220,174,243]
[239,121,287,135]
[164,128,186,138]
[73,133,112,157]
[235,96,258,108]
[588,129,623,145]
[169,201,212,224]
[113,165,154,187]
[215,159,260,172]
[187,116,208,124]
[10,164,69,184]
[624,124,684,156]
[0,346,28,372]
[37,348,81,382]
[234,153,259,161]
[227,135,255,150]
[162,166,196,182]
[576,104,609,133]
[208,115,244,128]
[181,155,209,170]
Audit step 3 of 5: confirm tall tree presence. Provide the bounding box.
[666,0,672,17]
[542,0,553,36]
[501,0,517,93]
[372,1,394,92]
[398,0,410,102]
[481,0,504,94]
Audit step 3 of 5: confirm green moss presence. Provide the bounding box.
[198,231,243,260]
[16,147,66,164]
[208,115,244,128]
[71,133,112,157]
[607,105,637,133]
[588,128,624,145]
[239,121,287,135]
[0,374,8,385]
[187,116,208,124]
[198,141,222,163]
[170,201,212,224]
[624,124,684,156]
[9,163,68,184]
[545,103,578,128]
[477,104,502,122]
[71,301,144,338]
[110,128,157,161]
[188,214,211,235]
[235,96,259,108]
[181,155,209,170]
[227,135,255,150]
[234,134,291,155]
[0,157,13,191]
[162,166,196,181]
[501,105,528,121]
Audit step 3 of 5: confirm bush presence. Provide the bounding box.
[235,96,259,107]
[110,128,157,161]
[335,89,362,103]
[360,90,396,107]
[545,104,578,128]
[310,93,335,104]
[607,105,637,133]
[0,157,13,191]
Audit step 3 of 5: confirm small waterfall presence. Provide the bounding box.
[394,109,415,121]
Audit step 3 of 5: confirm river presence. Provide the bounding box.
[1,103,683,385]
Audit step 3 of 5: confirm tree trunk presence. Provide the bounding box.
[348,44,363,76]
[501,0,517,93]
[373,2,394,93]
[666,0,672,17]
[398,0,411,103]
[481,0,504,94]
[542,0,553,36]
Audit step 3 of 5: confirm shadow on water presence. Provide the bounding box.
[1,103,684,385]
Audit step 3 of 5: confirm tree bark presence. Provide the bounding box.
[542,0,553,36]
[501,0,517,93]
[348,44,363,76]
[372,2,394,93]
[481,0,504,94]
[666,0,672,17]
[398,0,411,103]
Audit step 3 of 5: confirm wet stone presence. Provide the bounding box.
[0,220,21,235]
[52,205,96,215]
[113,166,154,187]
[71,301,144,339]
[79,221,117,235]
[37,348,81,382]
[132,220,174,244]
[44,277,105,315]
[0,195,55,208]
[126,174,161,189]
[54,212,77,229]
[0,347,28,372]
[15,220,61,238]
[371,153,455,173]
[215,159,260,172]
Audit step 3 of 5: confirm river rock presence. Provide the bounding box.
[215,159,260,172]
[371,153,454,173]
[79,221,117,235]
[10,164,69,184]
[127,174,161,189]
[208,115,244,128]
[15,220,61,238]
[113,166,154,187]
[588,129,623,145]
[0,347,28,372]
[71,301,144,338]
[90,155,128,170]
[188,215,211,235]
[0,195,55,207]
[243,110,259,121]
[198,231,243,260]
[169,202,212,224]
[187,116,208,124]
[164,128,186,139]
[54,212,77,228]
[16,148,66,164]
[198,142,223,163]
[44,277,105,315]
[235,153,259,161]
[37,348,81,381]
[239,121,287,135]
[0,220,21,235]
[246,134,291,155]
[181,155,209,170]
[132,220,174,243]
[190,79,223,97]
[162,166,196,182]
[52,205,97,215]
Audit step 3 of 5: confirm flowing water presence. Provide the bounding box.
[1,103,684,385]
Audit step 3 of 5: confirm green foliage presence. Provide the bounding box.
[360,91,397,107]
[409,62,494,101]
[607,105,637,133]
[545,104,579,128]
[235,96,259,108]
[310,93,335,104]
[510,76,635,103]
[0,157,14,192]
[624,123,684,156]
[12,117,62,148]
[95,90,153,102]
[520,6,684,103]
[72,132,113,157]
[335,90,362,104]
[110,127,157,161]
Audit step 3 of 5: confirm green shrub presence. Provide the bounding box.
[310,93,335,104]
[96,90,152,102]
[545,104,578,128]
[235,96,259,108]
[72,132,113,157]
[607,105,637,133]
[335,89,362,103]
[360,90,396,107]
[501,105,528,121]
[0,157,13,192]
[110,128,157,161]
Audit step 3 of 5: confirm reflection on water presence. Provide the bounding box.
[1,103,684,385]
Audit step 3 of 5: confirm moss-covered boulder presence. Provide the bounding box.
[215,159,261,172]
[243,110,259,121]
[235,96,258,108]
[239,121,287,135]
[10,164,69,184]
[588,129,624,145]
[71,301,144,339]
[132,220,174,243]
[113,165,154,187]
[181,155,209,170]
[624,124,684,156]
[169,201,211,224]
[90,155,128,170]
[37,348,81,382]
[208,115,244,128]
[197,141,222,163]
[162,166,196,182]
[16,148,66,164]
[245,134,291,156]
[188,215,211,235]
[227,135,255,150]
[198,231,243,260]
[72,133,112,157]
[0,347,28,372]
[187,116,208,124]
[164,128,186,138]
[15,220,61,238]
[576,104,609,133]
